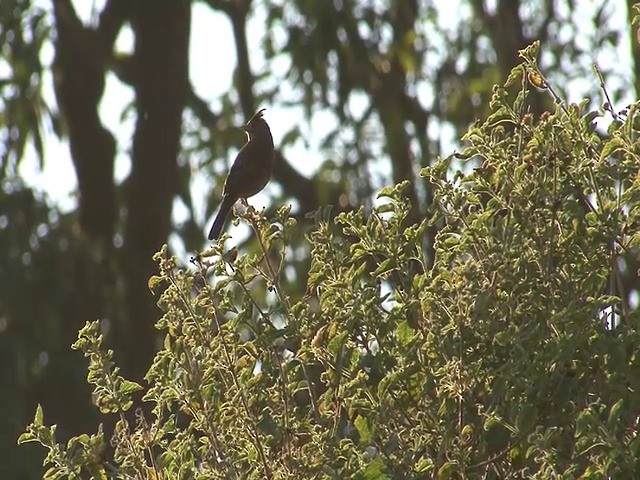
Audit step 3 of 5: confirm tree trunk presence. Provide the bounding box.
[119,1,191,381]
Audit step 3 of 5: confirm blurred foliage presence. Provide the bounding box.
[0,0,51,175]
[20,56,640,476]
[1,0,638,477]
[0,177,103,478]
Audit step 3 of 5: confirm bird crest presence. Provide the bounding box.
[247,108,266,125]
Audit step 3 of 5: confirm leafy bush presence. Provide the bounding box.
[20,44,640,479]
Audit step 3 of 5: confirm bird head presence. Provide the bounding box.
[242,108,272,144]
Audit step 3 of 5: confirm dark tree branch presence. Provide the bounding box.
[188,87,220,126]
[627,0,640,98]
[200,0,230,13]
[46,0,127,440]
[97,0,130,48]
[494,0,527,78]
[227,0,256,118]
[52,0,116,244]
[537,0,555,45]
[469,0,527,76]
[336,1,424,222]
[469,0,490,32]
[121,0,191,380]
[471,0,547,114]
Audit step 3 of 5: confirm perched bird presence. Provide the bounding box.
[208,109,275,240]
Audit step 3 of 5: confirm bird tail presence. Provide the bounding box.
[208,195,235,240]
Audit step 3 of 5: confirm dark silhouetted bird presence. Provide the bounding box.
[208,109,275,240]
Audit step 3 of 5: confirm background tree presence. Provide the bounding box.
[0,0,636,477]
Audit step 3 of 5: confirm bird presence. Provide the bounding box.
[207,109,275,240]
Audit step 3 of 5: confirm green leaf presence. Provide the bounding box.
[437,462,455,479]
[494,330,510,347]
[120,380,143,395]
[354,415,372,443]
[607,399,624,427]
[599,135,625,162]
[35,404,44,426]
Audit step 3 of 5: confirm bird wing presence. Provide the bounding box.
[223,140,272,199]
